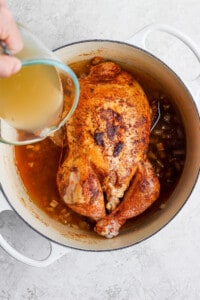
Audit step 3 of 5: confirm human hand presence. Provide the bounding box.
[0,0,23,77]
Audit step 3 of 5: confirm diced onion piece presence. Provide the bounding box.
[49,199,59,208]
[156,142,164,151]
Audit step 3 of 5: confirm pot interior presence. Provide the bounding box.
[0,40,199,251]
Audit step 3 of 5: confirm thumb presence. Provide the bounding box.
[0,55,21,78]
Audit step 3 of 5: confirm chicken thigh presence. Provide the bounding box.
[57,58,160,237]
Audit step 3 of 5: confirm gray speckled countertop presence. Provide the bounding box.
[0,0,200,299]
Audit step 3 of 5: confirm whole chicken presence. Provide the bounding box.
[57,58,160,238]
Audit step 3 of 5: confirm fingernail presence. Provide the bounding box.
[12,60,22,74]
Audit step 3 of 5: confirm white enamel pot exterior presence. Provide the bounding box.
[0,24,199,267]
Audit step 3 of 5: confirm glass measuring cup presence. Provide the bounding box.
[0,24,79,145]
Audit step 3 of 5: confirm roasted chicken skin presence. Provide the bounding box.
[57,58,160,237]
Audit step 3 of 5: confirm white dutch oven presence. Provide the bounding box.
[0,24,199,267]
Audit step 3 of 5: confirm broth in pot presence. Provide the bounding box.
[14,58,186,237]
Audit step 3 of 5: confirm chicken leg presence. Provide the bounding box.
[94,159,160,238]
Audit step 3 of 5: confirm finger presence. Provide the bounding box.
[0,55,21,77]
[5,20,23,54]
[0,5,23,54]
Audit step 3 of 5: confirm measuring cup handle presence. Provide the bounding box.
[0,189,70,267]
[127,23,200,101]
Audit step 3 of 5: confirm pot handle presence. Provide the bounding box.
[0,189,71,267]
[127,23,200,100]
